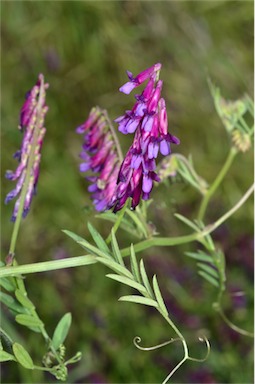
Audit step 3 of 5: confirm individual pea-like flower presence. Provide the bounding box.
[108,63,180,212]
[76,107,121,212]
[5,74,49,221]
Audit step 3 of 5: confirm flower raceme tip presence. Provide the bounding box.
[109,63,180,211]
[5,74,49,221]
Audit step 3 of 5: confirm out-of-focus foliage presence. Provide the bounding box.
[1,1,253,383]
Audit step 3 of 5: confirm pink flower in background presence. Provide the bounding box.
[76,107,120,212]
[5,74,49,221]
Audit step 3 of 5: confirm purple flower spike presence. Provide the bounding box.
[76,107,121,212]
[109,63,180,212]
[5,74,48,221]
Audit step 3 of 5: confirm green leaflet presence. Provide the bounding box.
[140,260,154,298]
[185,251,213,263]
[52,312,72,351]
[174,214,200,232]
[12,343,34,369]
[0,350,16,362]
[77,239,112,259]
[197,263,219,279]
[15,314,43,329]
[15,289,35,310]
[130,244,141,283]
[106,274,147,295]
[96,257,133,279]
[198,271,219,287]
[0,277,16,292]
[87,222,111,255]
[62,229,87,243]
[152,275,168,316]
[111,230,124,266]
[125,209,148,238]
[0,292,26,314]
[119,295,158,308]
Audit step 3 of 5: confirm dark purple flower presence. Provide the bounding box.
[5,74,49,221]
[109,63,180,212]
[76,107,121,212]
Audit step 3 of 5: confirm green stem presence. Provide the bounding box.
[214,305,254,338]
[103,109,123,162]
[1,183,253,277]
[198,148,237,222]
[0,256,96,277]
[106,199,129,243]
[8,78,46,257]
[158,309,189,383]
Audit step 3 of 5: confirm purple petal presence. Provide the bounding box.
[148,142,159,159]
[126,70,134,80]
[142,175,153,193]
[5,190,18,203]
[88,184,98,192]
[119,82,137,95]
[126,119,139,133]
[160,140,170,156]
[131,155,142,169]
[76,125,86,134]
[80,162,90,172]
[5,170,14,180]
[169,134,180,145]
[142,115,154,132]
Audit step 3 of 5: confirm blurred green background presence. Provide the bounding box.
[1,1,253,383]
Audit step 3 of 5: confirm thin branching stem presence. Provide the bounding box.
[197,147,237,221]
[215,305,254,338]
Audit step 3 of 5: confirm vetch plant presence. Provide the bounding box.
[1,65,253,382]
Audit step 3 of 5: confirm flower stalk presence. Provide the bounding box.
[7,74,48,259]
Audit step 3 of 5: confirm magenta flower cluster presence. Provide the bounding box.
[77,63,180,212]
[5,74,48,221]
[109,63,180,211]
[76,107,120,212]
